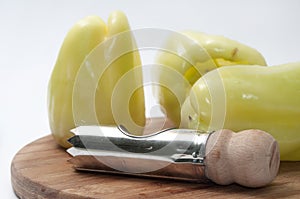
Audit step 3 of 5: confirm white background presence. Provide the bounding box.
[0,0,299,198]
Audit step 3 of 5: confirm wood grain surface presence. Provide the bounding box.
[11,129,300,198]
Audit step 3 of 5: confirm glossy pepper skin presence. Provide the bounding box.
[181,62,300,161]
[48,11,145,148]
[155,31,266,127]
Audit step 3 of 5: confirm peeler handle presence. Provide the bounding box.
[205,129,280,188]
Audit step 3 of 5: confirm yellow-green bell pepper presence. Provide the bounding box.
[181,62,300,160]
[48,11,145,148]
[155,31,266,126]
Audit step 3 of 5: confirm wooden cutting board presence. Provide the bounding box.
[11,122,300,198]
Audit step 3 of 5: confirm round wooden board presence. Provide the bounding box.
[11,135,300,199]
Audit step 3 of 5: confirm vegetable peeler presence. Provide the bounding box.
[67,125,280,188]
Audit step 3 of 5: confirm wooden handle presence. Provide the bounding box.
[205,129,280,188]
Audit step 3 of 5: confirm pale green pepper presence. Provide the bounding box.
[48,11,145,148]
[155,31,266,126]
[181,62,300,160]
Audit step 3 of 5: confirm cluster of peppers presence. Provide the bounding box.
[48,11,299,161]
